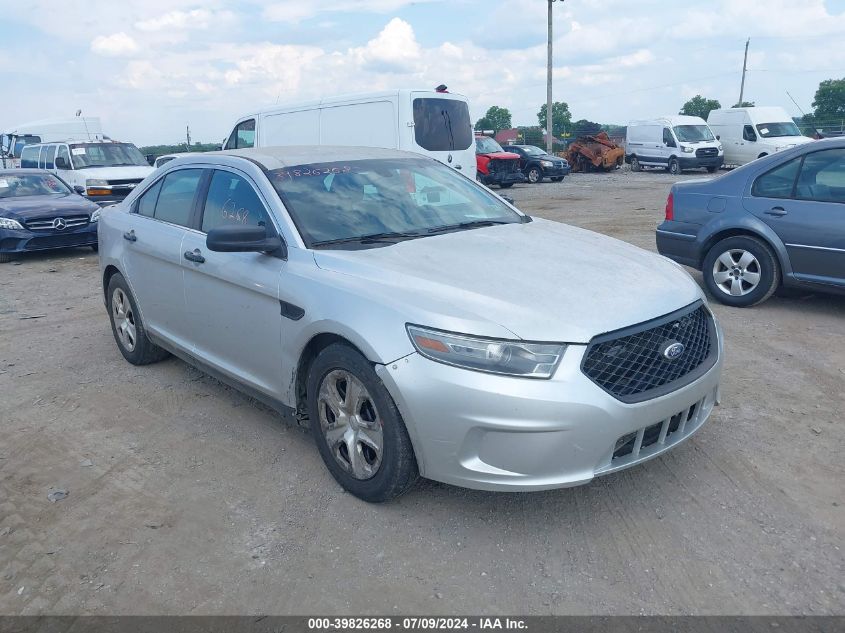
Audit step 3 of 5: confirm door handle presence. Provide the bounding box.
[455,165,462,170]
[183,248,205,263]
[123,230,137,242]
[765,206,787,217]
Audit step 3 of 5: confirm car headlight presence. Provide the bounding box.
[0,217,25,230]
[90,208,101,222]
[86,179,108,187]
[86,179,111,196]
[540,160,553,167]
[406,325,566,378]
[717,144,723,152]
[682,146,694,153]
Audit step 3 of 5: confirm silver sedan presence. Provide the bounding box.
[98,146,723,502]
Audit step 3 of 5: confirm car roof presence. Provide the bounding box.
[178,145,435,171]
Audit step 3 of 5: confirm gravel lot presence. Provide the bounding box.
[1,169,843,615]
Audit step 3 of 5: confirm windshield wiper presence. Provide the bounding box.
[426,219,516,234]
[311,231,423,247]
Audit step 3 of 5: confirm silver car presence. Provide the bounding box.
[99,146,723,502]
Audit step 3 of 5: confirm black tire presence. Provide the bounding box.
[630,156,641,172]
[702,235,780,307]
[551,176,564,182]
[106,272,170,365]
[668,158,681,175]
[307,343,419,503]
[499,182,514,189]
[91,244,99,252]
[527,166,543,184]
[0,253,12,263]
[706,166,718,174]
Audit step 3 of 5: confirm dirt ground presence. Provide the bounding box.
[1,169,843,616]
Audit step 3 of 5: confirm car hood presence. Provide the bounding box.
[479,151,520,160]
[312,218,703,343]
[0,194,98,220]
[76,165,154,180]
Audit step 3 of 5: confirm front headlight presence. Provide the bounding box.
[717,144,723,152]
[0,217,25,230]
[85,179,108,187]
[540,160,553,167]
[90,208,101,222]
[682,146,694,153]
[406,325,566,379]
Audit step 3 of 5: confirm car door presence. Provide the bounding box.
[661,128,676,165]
[743,147,845,286]
[120,168,204,350]
[738,125,760,163]
[180,167,287,397]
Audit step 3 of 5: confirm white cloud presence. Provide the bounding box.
[351,18,422,73]
[263,0,439,23]
[90,32,139,57]
[136,9,235,31]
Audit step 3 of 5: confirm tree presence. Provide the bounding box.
[679,95,721,119]
[474,106,511,133]
[571,119,602,137]
[732,101,755,107]
[517,126,545,146]
[812,78,845,123]
[537,101,572,138]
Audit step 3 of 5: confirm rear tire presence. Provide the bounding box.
[668,158,681,175]
[106,273,170,365]
[630,156,641,172]
[499,183,514,189]
[702,236,780,307]
[551,176,564,182]
[307,343,419,503]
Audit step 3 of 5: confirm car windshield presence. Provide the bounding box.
[756,122,801,138]
[475,137,503,154]
[673,125,715,143]
[520,146,546,156]
[69,143,149,169]
[0,173,71,198]
[269,158,523,249]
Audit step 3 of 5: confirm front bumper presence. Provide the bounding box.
[479,170,526,186]
[377,320,723,491]
[542,164,570,177]
[0,223,98,254]
[679,155,724,169]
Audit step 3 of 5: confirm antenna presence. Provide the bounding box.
[77,110,93,141]
[786,91,807,117]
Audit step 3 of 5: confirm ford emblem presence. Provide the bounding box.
[662,341,685,361]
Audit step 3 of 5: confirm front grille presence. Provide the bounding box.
[106,179,143,186]
[25,215,90,231]
[581,302,716,403]
[696,147,718,158]
[488,159,519,174]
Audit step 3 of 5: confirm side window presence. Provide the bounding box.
[743,125,757,142]
[234,119,255,149]
[20,146,39,168]
[43,145,57,170]
[795,148,845,203]
[153,169,203,227]
[56,145,71,170]
[663,128,676,147]
[201,170,269,233]
[752,156,801,199]
[136,179,164,217]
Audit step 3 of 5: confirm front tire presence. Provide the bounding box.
[307,343,419,503]
[702,236,780,307]
[106,273,170,364]
[527,166,543,184]
[706,166,718,173]
[499,182,514,189]
[630,156,641,172]
[668,158,681,175]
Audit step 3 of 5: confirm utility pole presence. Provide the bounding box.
[186,125,191,149]
[738,37,750,106]
[546,0,561,154]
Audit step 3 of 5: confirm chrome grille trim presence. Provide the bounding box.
[25,215,90,230]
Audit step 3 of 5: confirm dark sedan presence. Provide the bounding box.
[656,138,844,307]
[502,145,571,183]
[0,169,100,263]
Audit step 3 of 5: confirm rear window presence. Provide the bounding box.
[412,98,472,152]
[20,145,40,168]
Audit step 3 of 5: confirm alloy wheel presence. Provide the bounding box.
[528,168,541,183]
[712,249,762,297]
[111,288,137,352]
[318,369,384,480]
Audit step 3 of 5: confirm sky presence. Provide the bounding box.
[1,0,844,146]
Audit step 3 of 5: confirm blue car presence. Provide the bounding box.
[656,138,845,307]
[0,169,100,263]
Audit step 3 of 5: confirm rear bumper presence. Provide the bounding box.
[656,223,702,268]
[0,223,98,254]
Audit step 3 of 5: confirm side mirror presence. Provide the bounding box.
[206,224,285,257]
[716,135,721,140]
[55,156,69,169]
[73,185,85,195]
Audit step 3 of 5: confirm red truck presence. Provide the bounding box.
[474,134,525,188]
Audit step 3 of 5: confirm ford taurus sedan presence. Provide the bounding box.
[0,169,100,263]
[657,137,844,306]
[99,146,723,502]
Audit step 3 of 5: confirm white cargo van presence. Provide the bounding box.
[707,106,812,165]
[19,140,154,206]
[625,115,723,174]
[222,88,476,175]
[1,117,106,168]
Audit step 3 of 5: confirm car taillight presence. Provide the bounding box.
[664,192,674,221]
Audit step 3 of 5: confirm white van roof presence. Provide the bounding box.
[2,117,104,141]
[708,106,793,123]
[628,115,708,127]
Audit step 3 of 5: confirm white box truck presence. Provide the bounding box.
[625,115,723,174]
[1,117,106,168]
[222,87,476,176]
[706,106,812,165]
